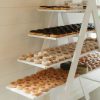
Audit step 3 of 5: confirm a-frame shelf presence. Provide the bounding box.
[6,0,100,100]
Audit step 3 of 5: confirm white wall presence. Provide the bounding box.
[0,0,46,100]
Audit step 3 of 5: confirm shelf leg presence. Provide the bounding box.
[47,12,58,27]
[79,78,90,100]
[58,12,65,26]
[65,0,92,100]
[92,0,100,51]
[60,11,75,44]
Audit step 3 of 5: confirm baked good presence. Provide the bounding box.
[19,38,98,67]
[40,5,71,10]
[30,23,95,38]
[9,68,72,96]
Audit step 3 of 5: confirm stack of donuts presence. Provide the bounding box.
[19,38,98,66]
[9,68,72,96]
[78,51,100,73]
[30,23,95,38]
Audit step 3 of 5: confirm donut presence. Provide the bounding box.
[19,55,27,60]
[23,87,30,94]
[34,59,42,64]
[9,82,17,88]
[31,90,42,96]
[42,61,52,66]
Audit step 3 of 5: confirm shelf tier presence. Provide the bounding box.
[7,67,100,100]
[28,33,78,40]
[82,68,100,83]
[6,81,72,100]
[38,8,85,13]
[7,86,51,100]
[18,58,71,69]
[18,50,98,69]
[38,5,100,13]
[28,31,95,40]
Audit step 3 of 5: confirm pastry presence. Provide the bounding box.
[9,82,17,88]
[30,23,95,38]
[9,68,71,96]
[19,38,98,67]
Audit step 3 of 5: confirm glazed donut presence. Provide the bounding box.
[34,59,42,64]
[9,82,17,88]
[26,57,33,62]
[31,90,42,96]
[23,87,30,94]
[27,53,34,58]
[19,55,27,60]
[42,61,52,66]
[17,84,24,90]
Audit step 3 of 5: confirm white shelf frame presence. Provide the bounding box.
[65,0,100,100]
[6,0,100,100]
[28,33,78,40]
[82,68,100,83]
[38,8,85,13]
[28,31,95,41]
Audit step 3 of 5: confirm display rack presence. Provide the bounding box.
[7,0,100,100]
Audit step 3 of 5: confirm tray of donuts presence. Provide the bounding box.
[18,38,98,67]
[7,51,100,98]
[29,23,95,38]
[7,67,80,98]
[39,5,71,10]
[61,51,100,75]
